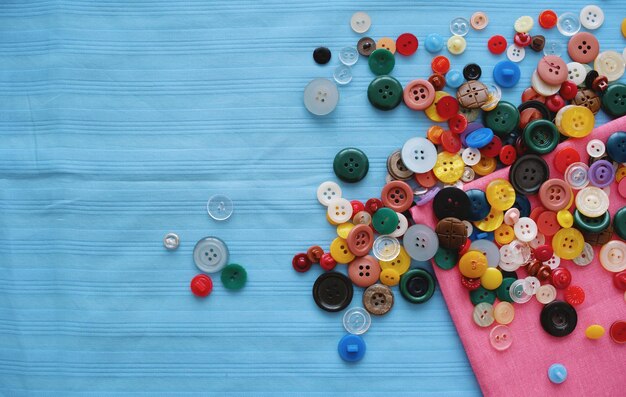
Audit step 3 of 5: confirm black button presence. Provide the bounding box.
[312,272,353,312]
[357,37,376,57]
[400,268,436,304]
[313,47,331,65]
[499,269,518,279]
[463,63,482,81]
[509,154,549,195]
[433,187,471,220]
[540,301,577,337]
[584,70,599,89]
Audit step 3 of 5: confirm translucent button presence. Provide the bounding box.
[573,242,594,266]
[564,162,590,190]
[490,325,513,351]
[509,279,532,303]
[343,307,372,335]
[507,44,525,63]
[586,139,606,158]
[594,51,626,82]
[350,11,371,33]
[163,232,180,250]
[575,187,609,217]
[523,276,541,295]
[557,12,581,36]
[304,78,339,116]
[543,40,562,57]
[580,5,604,30]
[403,224,439,261]
[543,253,561,269]
[339,47,358,66]
[327,198,353,224]
[600,240,626,272]
[493,301,514,324]
[473,302,495,327]
[316,181,342,206]
[372,235,401,261]
[333,65,352,85]
[536,284,557,304]
[514,16,534,33]
[450,17,470,36]
[203,195,234,223]
[193,236,229,273]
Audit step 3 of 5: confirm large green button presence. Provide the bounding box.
[368,48,395,75]
[613,207,626,240]
[400,268,436,304]
[221,264,247,290]
[496,277,516,303]
[433,246,458,270]
[602,83,626,117]
[523,119,558,154]
[372,207,399,235]
[483,101,520,137]
[469,286,496,305]
[333,147,369,183]
[574,209,610,233]
[367,76,403,111]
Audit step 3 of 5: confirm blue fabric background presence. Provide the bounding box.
[1,1,624,395]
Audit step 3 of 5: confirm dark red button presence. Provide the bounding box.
[306,245,324,263]
[441,130,462,153]
[190,274,213,297]
[610,321,626,344]
[560,81,578,100]
[436,96,459,120]
[614,271,626,291]
[292,253,312,272]
[514,32,531,47]
[546,94,565,112]
[350,200,365,217]
[554,147,580,174]
[365,198,383,214]
[539,10,558,29]
[551,267,571,289]
[488,35,507,55]
[396,33,418,56]
[448,113,467,134]
[480,136,503,158]
[534,245,553,262]
[431,55,450,74]
[319,252,337,271]
[499,145,517,166]
[461,275,481,290]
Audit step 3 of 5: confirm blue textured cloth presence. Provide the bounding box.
[1,1,624,395]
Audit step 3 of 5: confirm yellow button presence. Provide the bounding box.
[337,222,355,239]
[514,15,534,33]
[486,178,516,211]
[330,237,355,264]
[425,91,450,122]
[585,324,605,340]
[380,268,401,286]
[473,208,504,232]
[379,246,410,275]
[326,213,339,225]
[560,106,594,138]
[459,250,488,278]
[377,37,396,54]
[447,35,466,55]
[552,227,585,260]
[616,166,626,182]
[480,267,503,290]
[557,209,574,228]
[494,224,515,245]
[622,18,626,38]
[472,156,497,176]
[493,301,515,325]
[433,151,464,183]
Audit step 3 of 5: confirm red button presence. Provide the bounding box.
[461,275,481,290]
[436,96,459,120]
[365,198,383,214]
[480,136,503,158]
[559,81,578,100]
[551,267,572,289]
[441,130,462,153]
[431,55,450,74]
[565,285,585,305]
[350,200,365,217]
[414,170,437,188]
[554,147,580,174]
[521,87,546,103]
[292,253,312,273]
[546,94,565,112]
[614,271,626,291]
[458,238,471,256]
[610,321,626,344]
[537,211,561,236]
[539,10,557,29]
[499,145,517,165]
[534,244,554,262]
[396,33,418,56]
[514,32,531,47]
[488,35,507,55]
[448,113,467,134]
[530,206,547,223]
[319,252,337,271]
[190,274,213,297]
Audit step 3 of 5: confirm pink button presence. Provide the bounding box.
[618,177,626,199]
[538,179,572,211]
[490,325,513,351]
[403,79,436,110]
[537,55,568,85]
[348,256,381,287]
[347,224,374,257]
[504,208,520,225]
[567,32,600,64]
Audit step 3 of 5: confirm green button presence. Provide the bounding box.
[482,101,520,137]
[612,207,626,240]
[400,268,436,304]
[372,207,399,235]
[523,119,558,154]
[367,75,403,111]
[574,209,610,233]
[333,147,369,183]
[433,246,458,270]
[469,286,496,305]
[368,48,395,75]
[602,83,626,118]
[496,277,516,303]
[221,264,247,290]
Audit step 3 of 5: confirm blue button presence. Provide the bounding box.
[606,131,626,163]
[338,334,366,362]
[466,189,491,221]
[548,363,567,384]
[446,69,464,89]
[424,33,444,53]
[466,127,494,149]
[461,122,484,147]
[493,60,521,88]
[513,194,531,217]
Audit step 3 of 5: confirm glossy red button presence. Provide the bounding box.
[514,32,531,47]
[488,35,507,54]
[458,238,472,256]
[350,200,365,217]
[539,10,557,29]
[534,244,554,262]
[365,198,383,214]
[292,253,312,272]
[480,136,503,158]
[436,96,459,120]
[613,271,626,290]
[190,274,213,297]
[546,94,565,112]
[414,170,437,188]
[431,55,450,74]
[537,211,561,236]
[554,147,581,174]
[396,33,418,56]
[551,267,572,289]
[319,252,337,271]
[499,145,517,165]
[522,87,546,103]
[560,81,578,100]
[441,130,462,153]
[448,113,468,134]
[610,321,626,344]
[530,206,547,223]
[462,275,481,290]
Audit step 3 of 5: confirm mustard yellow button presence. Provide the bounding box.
[486,178,516,211]
[433,151,464,183]
[494,224,515,245]
[622,18,626,38]
[481,267,503,290]
[493,301,515,325]
[616,166,626,182]
[585,324,605,340]
[459,250,488,278]
[330,237,355,264]
[425,91,450,122]
[377,37,396,54]
[337,222,355,239]
[380,268,401,286]
[472,156,497,176]
[560,106,594,138]
[474,208,504,232]
[557,209,574,228]
[326,213,339,225]
[379,246,410,275]
[552,227,585,260]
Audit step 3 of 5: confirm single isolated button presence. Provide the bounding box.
[367,75,403,110]
[190,274,213,297]
[163,232,180,250]
[540,300,578,337]
[490,325,513,351]
[363,283,394,315]
[313,47,331,64]
[207,194,233,221]
[333,147,369,183]
[357,37,376,57]
[580,5,604,30]
[221,263,247,290]
[343,307,371,335]
[585,324,605,340]
[338,334,366,362]
[557,12,581,36]
[303,78,339,116]
[548,363,568,384]
[400,268,436,304]
[193,236,229,273]
[350,11,371,33]
[470,12,488,30]
[312,272,353,312]
[610,321,626,344]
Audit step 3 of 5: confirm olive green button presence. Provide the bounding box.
[221,264,247,290]
[469,286,496,305]
[372,207,399,235]
[368,48,395,75]
[333,147,369,183]
[523,119,559,154]
[483,101,520,137]
[400,268,436,304]
[496,277,516,303]
[434,247,458,270]
[574,209,610,233]
[602,83,626,117]
[367,75,403,111]
[614,207,626,240]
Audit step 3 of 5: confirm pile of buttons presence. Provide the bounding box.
[164,194,247,297]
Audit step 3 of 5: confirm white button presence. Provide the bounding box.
[531,70,561,96]
[575,187,609,217]
[529,232,546,249]
[514,16,534,33]
[401,137,438,173]
[557,12,581,36]
[523,276,540,295]
[507,44,525,63]
[509,279,532,303]
[473,302,495,327]
[317,181,342,206]
[470,239,500,268]
[536,284,557,304]
[163,233,180,250]
[462,147,481,166]
[573,242,594,266]
[193,236,229,273]
[333,65,353,85]
[207,194,233,221]
[403,224,439,261]
[327,198,353,224]
[303,78,339,116]
[350,11,371,33]
[586,139,606,158]
[389,212,409,238]
[343,307,371,335]
[462,220,474,238]
[514,217,538,242]
[599,240,626,272]
[461,166,475,182]
[543,40,563,57]
[543,253,561,269]
[594,51,626,82]
[567,62,586,86]
[450,17,470,36]
[372,235,401,261]
[580,5,604,30]
[339,47,359,66]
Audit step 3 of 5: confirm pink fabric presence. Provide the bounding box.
[411,116,626,396]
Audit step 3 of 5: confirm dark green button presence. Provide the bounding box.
[470,286,496,305]
[523,119,558,154]
[372,207,399,235]
[221,264,247,290]
[602,83,626,117]
[483,101,520,137]
[367,75,403,111]
[433,246,458,270]
[613,207,626,240]
[368,48,395,75]
[574,209,610,233]
[333,147,369,183]
[400,268,436,304]
[496,277,516,303]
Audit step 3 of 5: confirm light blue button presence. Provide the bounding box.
[338,334,366,362]
[446,69,464,88]
[548,363,568,384]
[193,236,229,273]
[425,33,444,53]
[403,224,439,261]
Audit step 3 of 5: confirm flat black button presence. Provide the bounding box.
[509,154,549,195]
[357,37,376,57]
[540,300,577,337]
[400,268,436,304]
[433,187,471,221]
[463,63,482,81]
[313,47,331,64]
[312,272,353,312]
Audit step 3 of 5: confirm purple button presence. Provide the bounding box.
[588,160,615,188]
[461,122,484,147]
[414,186,441,207]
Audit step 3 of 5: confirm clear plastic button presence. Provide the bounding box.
[207,194,233,221]
[564,162,590,190]
[163,233,180,250]
[490,325,513,351]
[450,17,470,36]
[523,276,540,295]
[333,65,352,85]
[343,307,372,335]
[372,235,401,261]
[350,11,371,33]
[557,12,581,36]
[510,279,532,303]
[339,47,359,66]
[543,40,563,57]
[303,78,339,116]
[193,236,229,273]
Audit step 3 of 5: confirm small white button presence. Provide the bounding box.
[327,198,353,224]
[303,78,339,116]
[163,233,180,250]
[507,44,525,63]
[567,62,586,86]
[350,11,371,33]
[316,181,342,206]
[193,236,229,273]
[575,187,609,217]
[586,139,606,158]
[514,217,538,242]
[599,240,626,273]
[580,5,604,30]
[401,137,438,173]
[462,147,481,166]
[536,284,557,304]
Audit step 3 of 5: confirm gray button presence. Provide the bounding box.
[387,149,414,180]
[193,236,229,273]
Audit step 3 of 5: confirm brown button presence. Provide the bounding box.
[428,73,446,91]
[348,256,381,288]
[456,80,489,109]
[583,224,613,246]
[526,259,552,281]
[519,108,544,130]
[306,245,324,263]
[387,150,414,180]
[381,180,413,212]
[530,35,545,52]
[347,224,374,257]
[363,283,394,315]
[592,76,609,93]
[567,32,599,64]
[357,37,376,57]
[521,87,546,103]
[435,217,467,249]
[573,89,601,114]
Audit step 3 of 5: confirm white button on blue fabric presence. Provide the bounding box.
[350,11,371,33]
[372,235,401,261]
[580,5,604,30]
[339,47,358,66]
[450,17,470,36]
[193,236,229,273]
[333,65,352,85]
[303,78,339,116]
[403,224,439,261]
[507,44,525,63]
[163,233,180,250]
[557,12,581,36]
[401,137,437,173]
[316,181,342,206]
[207,194,234,221]
[343,307,371,335]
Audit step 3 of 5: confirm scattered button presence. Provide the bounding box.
[313,47,331,65]
[193,236,229,273]
[568,32,599,64]
[539,10,558,29]
[343,307,371,335]
[350,11,371,33]
[333,147,369,183]
[357,37,376,56]
[585,324,605,340]
[313,272,353,312]
[470,12,488,30]
[488,35,507,55]
[447,35,467,55]
[303,78,339,116]
[540,300,577,337]
[548,363,568,384]
[424,33,445,53]
[490,324,513,351]
[163,232,180,250]
[377,37,396,54]
[609,320,626,344]
[536,284,557,304]
[368,75,403,110]
[338,334,366,362]
[221,263,247,290]
[400,268,436,303]
[190,274,213,297]
[557,12,581,36]
[599,240,626,273]
[403,79,436,110]
[371,235,401,261]
[514,15,534,33]
[368,48,395,75]
[594,51,626,82]
[493,61,521,88]
[363,283,394,315]
[580,5,604,30]
[333,65,352,85]
[396,33,418,56]
[506,44,525,62]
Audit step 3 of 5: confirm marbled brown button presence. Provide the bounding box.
[363,283,394,315]
[456,80,489,109]
[573,89,601,114]
[428,73,446,91]
[387,149,414,180]
[435,217,467,249]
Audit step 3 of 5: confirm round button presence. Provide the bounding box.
[580,5,604,30]
[586,139,606,158]
[319,253,337,271]
[486,179,516,211]
[377,37,396,54]
[190,274,213,297]
[450,17,470,36]
[543,40,563,57]
[603,84,626,117]
[459,251,487,278]
[333,65,352,85]
[380,180,413,213]
[610,321,626,344]
[548,363,568,384]
[367,75,402,111]
[514,15,533,33]
[400,268,436,304]
[456,80,489,109]
[481,267,503,290]
[488,35,507,55]
[304,78,339,116]
[523,119,558,155]
[554,147,580,175]
[357,37,376,56]
[434,187,471,221]
[333,147,369,183]
[539,179,572,211]
[401,137,437,173]
[600,241,626,273]
[557,12,581,36]
[495,224,515,245]
[615,207,626,240]
[436,217,468,250]
[387,150,414,180]
[379,268,400,286]
[493,301,514,324]
[471,12,489,30]
[396,33,418,56]
[471,286,496,305]
[564,162,590,190]
[537,211,561,236]
[207,194,233,221]
[313,47,331,65]
[541,301,577,337]
[434,246,458,270]
[403,224,439,261]
[589,160,615,188]
[338,46,358,66]
[493,61,521,89]
[594,51,626,82]
[327,198,354,224]
[424,33,444,53]
[552,228,585,260]
[221,263,247,290]
[576,187,609,217]
[473,302,495,327]
[313,272,353,312]
[470,239,500,268]
[539,10,558,29]
[343,307,371,335]
[447,35,466,55]
[510,154,549,195]
[509,279,532,303]
[531,70,560,97]
[607,131,626,163]
[348,256,381,288]
[292,253,312,272]
[371,235,400,261]
[567,32,599,64]
[506,45,525,63]
[193,236,229,273]
[490,325,513,351]
[566,62,587,86]
[552,267,572,289]
[350,11,371,33]
[307,246,324,263]
[372,208,399,235]
[347,224,374,257]
[500,145,517,166]
[368,48,395,75]
[403,79,435,110]
[163,233,180,250]
[537,56,568,85]
[317,181,342,206]
[564,285,585,306]
[536,284,557,304]
[363,284,394,315]
[379,246,410,275]
[573,242,594,266]
[337,334,366,362]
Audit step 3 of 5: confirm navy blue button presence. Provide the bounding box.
[338,334,366,362]
[606,131,626,163]
[513,194,531,217]
[466,189,491,222]
[493,60,521,88]
[465,127,494,149]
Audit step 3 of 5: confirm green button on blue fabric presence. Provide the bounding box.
[367,76,403,111]
[368,48,395,75]
[372,207,399,235]
[333,148,369,183]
